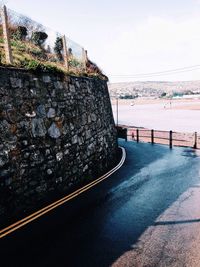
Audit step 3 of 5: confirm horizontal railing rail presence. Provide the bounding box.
[118,125,199,149]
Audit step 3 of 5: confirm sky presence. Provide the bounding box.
[2,0,200,82]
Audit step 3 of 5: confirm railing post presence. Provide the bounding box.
[62,35,69,70]
[125,128,127,142]
[136,129,139,142]
[82,48,88,71]
[151,129,154,144]
[116,97,118,127]
[194,132,197,149]
[169,130,173,149]
[1,5,13,65]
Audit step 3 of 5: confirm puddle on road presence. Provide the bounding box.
[181,149,200,158]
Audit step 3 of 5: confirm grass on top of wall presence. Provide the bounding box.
[0,35,107,80]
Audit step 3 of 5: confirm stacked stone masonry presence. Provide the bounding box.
[0,67,118,225]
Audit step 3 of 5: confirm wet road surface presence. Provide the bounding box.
[1,140,200,267]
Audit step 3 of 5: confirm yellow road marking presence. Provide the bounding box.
[0,147,126,239]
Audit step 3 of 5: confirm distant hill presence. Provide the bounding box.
[108,81,200,98]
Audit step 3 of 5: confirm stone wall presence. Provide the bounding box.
[0,67,117,225]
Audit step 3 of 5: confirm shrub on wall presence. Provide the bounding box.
[31,31,48,47]
[54,37,63,61]
[12,26,28,41]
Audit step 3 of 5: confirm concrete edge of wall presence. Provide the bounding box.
[0,66,108,82]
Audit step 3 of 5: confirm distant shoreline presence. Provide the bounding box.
[111,98,200,110]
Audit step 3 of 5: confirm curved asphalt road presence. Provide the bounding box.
[1,140,200,267]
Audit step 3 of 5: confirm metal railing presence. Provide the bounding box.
[117,125,200,149]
